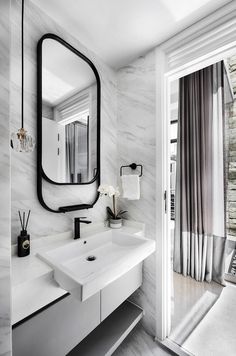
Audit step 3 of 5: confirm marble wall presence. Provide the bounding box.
[117,51,157,335]
[11,0,117,244]
[0,1,11,355]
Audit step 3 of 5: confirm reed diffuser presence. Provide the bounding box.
[18,210,31,257]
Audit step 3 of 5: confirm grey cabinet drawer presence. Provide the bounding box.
[101,263,142,321]
[13,293,100,356]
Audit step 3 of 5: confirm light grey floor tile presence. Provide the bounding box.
[183,283,236,356]
[113,324,173,356]
[170,272,223,345]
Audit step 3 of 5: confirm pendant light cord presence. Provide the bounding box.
[10,0,35,151]
[21,0,24,129]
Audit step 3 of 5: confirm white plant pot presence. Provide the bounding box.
[109,218,122,229]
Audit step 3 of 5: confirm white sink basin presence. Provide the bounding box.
[37,229,155,301]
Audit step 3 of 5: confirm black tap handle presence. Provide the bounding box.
[75,217,91,223]
[74,217,91,239]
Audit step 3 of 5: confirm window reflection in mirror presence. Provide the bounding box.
[41,39,97,184]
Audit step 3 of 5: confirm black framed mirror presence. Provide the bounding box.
[37,34,100,213]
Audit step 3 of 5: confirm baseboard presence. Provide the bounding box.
[155,337,195,356]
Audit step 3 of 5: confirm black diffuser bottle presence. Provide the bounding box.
[18,210,31,257]
[18,229,30,257]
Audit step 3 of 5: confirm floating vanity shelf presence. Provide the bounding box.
[59,204,93,212]
[68,301,143,356]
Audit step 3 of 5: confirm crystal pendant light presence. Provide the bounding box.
[11,0,35,153]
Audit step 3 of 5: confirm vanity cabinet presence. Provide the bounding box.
[101,263,142,321]
[12,263,142,356]
[12,293,100,356]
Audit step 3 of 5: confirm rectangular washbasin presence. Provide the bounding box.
[37,229,155,301]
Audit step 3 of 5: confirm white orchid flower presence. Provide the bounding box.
[107,185,115,197]
[97,185,125,221]
[97,184,110,195]
[98,184,120,197]
[114,187,120,197]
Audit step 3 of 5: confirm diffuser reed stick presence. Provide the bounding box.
[18,211,23,230]
[25,210,31,230]
[18,210,31,231]
[23,212,25,231]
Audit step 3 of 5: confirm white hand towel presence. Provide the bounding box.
[121,175,140,200]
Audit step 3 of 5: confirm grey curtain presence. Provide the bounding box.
[174,61,226,284]
[65,122,88,183]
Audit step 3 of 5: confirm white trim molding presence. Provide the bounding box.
[155,47,172,341]
[162,1,236,72]
[155,0,236,343]
[158,338,195,356]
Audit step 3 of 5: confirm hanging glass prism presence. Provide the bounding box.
[11,128,35,153]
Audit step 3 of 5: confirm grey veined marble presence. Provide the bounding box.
[10,0,118,245]
[117,51,157,335]
[0,1,11,355]
[9,0,118,353]
[9,0,158,354]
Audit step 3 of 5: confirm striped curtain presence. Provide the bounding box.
[174,61,226,284]
[65,122,88,183]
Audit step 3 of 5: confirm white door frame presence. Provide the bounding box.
[155,1,236,343]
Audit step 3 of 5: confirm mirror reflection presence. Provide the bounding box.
[41,38,97,184]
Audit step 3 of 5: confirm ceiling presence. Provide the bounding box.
[32,0,233,69]
[42,38,96,105]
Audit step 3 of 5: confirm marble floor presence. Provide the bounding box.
[170,272,223,346]
[114,324,173,356]
[182,283,236,356]
[170,270,236,356]
[113,276,236,356]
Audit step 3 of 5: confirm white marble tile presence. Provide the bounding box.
[117,51,157,335]
[183,283,236,356]
[10,0,118,244]
[0,1,11,355]
[170,272,223,346]
[10,2,158,353]
[9,0,118,353]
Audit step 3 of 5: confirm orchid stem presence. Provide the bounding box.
[113,195,116,218]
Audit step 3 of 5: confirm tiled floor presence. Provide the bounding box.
[170,270,236,356]
[170,272,223,346]
[114,324,173,356]
[183,283,236,356]
[114,278,236,356]
[169,223,236,355]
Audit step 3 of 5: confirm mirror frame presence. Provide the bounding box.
[37,34,101,213]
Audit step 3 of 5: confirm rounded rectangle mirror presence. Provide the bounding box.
[37,34,101,213]
[38,34,100,186]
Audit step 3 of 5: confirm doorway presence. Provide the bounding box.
[166,53,236,355]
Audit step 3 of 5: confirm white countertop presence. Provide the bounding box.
[12,221,145,325]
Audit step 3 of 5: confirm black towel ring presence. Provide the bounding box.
[120,163,143,177]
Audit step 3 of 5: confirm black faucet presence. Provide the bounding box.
[74,217,92,239]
